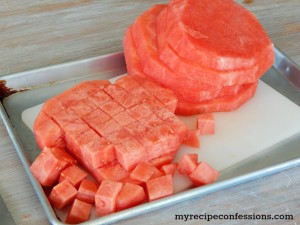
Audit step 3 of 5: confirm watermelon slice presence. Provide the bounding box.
[165,0,274,71]
[129,5,251,104]
[156,7,269,87]
[175,82,258,115]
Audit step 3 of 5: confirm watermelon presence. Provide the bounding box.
[164,0,274,71]
[30,147,76,187]
[188,162,219,186]
[146,175,173,201]
[177,154,198,175]
[116,183,146,210]
[182,130,200,148]
[156,7,260,87]
[33,76,187,185]
[48,180,77,210]
[95,181,123,216]
[129,5,250,103]
[175,82,258,115]
[59,164,88,188]
[77,178,99,204]
[160,163,178,176]
[65,199,92,224]
[130,163,155,183]
[197,113,215,135]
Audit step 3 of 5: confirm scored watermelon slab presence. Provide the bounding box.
[33,75,188,184]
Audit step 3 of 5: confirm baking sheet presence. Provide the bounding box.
[1,48,300,225]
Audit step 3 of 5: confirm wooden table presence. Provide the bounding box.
[1,1,299,224]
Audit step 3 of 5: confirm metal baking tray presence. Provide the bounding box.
[1,48,300,225]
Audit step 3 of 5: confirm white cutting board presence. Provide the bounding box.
[22,80,300,192]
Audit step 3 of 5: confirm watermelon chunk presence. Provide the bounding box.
[116,183,146,210]
[149,151,176,168]
[183,130,200,148]
[146,175,173,201]
[114,138,148,171]
[197,113,215,135]
[65,199,92,224]
[95,161,129,182]
[77,178,99,204]
[130,163,155,183]
[160,163,178,176]
[48,180,77,210]
[188,162,219,186]
[177,154,198,175]
[33,111,64,150]
[59,164,88,188]
[30,147,76,187]
[95,181,123,216]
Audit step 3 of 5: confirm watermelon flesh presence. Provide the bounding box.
[33,76,187,183]
[65,199,93,224]
[129,5,253,104]
[30,147,76,187]
[165,0,274,71]
[156,7,270,87]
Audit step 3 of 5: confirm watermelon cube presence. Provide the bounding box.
[188,162,219,186]
[160,163,178,176]
[33,111,64,150]
[116,183,146,210]
[146,175,173,201]
[59,164,88,188]
[48,180,77,210]
[95,161,129,182]
[95,181,123,216]
[197,113,215,135]
[130,163,155,183]
[115,138,148,171]
[77,178,99,204]
[149,151,176,168]
[30,147,76,187]
[177,154,198,175]
[183,130,200,148]
[65,199,92,224]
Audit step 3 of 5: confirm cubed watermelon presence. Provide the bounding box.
[183,130,200,148]
[130,163,155,183]
[177,154,198,175]
[59,165,88,188]
[160,163,178,176]
[188,162,219,186]
[48,180,77,210]
[197,113,215,135]
[116,183,146,210]
[77,178,99,204]
[146,175,173,201]
[95,181,123,216]
[95,161,129,182]
[65,199,93,224]
[30,147,76,187]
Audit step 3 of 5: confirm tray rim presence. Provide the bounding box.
[1,49,300,225]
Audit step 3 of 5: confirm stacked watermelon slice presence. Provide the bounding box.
[123,0,274,115]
